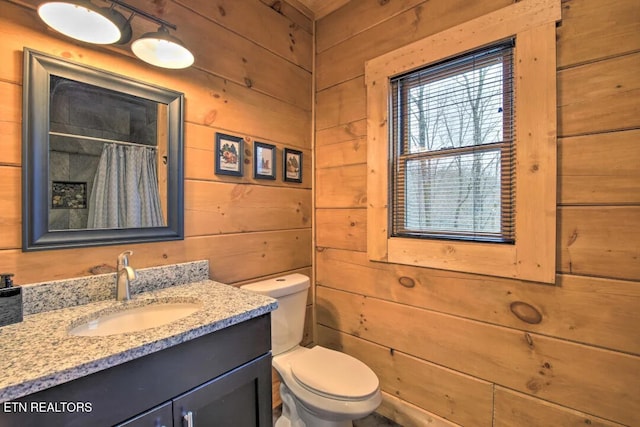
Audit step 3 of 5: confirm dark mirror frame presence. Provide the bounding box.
[22,48,184,251]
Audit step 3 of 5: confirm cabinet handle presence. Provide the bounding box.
[183,411,194,427]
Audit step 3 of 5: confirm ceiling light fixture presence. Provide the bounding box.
[37,0,194,69]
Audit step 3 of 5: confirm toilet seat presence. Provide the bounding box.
[273,346,382,424]
[289,346,379,401]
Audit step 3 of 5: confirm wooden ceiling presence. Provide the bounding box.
[291,0,350,19]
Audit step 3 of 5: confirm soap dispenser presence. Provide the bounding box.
[0,273,22,327]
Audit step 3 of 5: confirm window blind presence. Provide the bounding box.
[390,40,515,243]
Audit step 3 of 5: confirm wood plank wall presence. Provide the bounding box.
[0,0,313,348]
[314,0,640,426]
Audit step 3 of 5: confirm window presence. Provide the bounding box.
[365,0,559,283]
[391,41,515,243]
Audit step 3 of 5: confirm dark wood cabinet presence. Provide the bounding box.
[118,402,172,427]
[0,315,272,427]
[171,354,271,427]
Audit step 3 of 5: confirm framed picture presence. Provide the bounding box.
[215,133,244,176]
[254,142,276,180]
[51,181,87,209]
[283,148,303,183]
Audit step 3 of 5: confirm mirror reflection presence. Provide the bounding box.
[23,48,184,251]
[48,76,168,231]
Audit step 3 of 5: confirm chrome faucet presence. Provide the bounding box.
[116,250,136,301]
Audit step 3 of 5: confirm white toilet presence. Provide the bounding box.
[241,274,382,427]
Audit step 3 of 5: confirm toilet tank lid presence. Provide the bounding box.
[241,273,310,298]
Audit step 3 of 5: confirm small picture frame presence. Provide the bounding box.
[254,142,276,180]
[215,133,244,177]
[283,148,303,183]
[51,181,87,209]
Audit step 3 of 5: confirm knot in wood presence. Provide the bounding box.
[398,277,415,288]
[510,301,543,324]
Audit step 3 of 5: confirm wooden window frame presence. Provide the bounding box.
[391,43,515,243]
[365,0,560,284]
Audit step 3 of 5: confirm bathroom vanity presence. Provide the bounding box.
[0,261,277,426]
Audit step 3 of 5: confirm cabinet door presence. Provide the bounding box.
[117,401,172,427]
[173,353,272,427]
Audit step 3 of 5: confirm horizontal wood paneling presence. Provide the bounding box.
[258,0,314,34]
[8,0,313,110]
[0,166,21,250]
[314,0,640,425]
[316,286,640,426]
[315,209,366,251]
[558,206,640,281]
[185,181,311,236]
[315,119,367,146]
[315,76,366,130]
[0,81,21,123]
[318,326,494,426]
[493,387,625,427]
[173,0,313,72]
[0,0,312,298]
[316,0,426,53]
[315,0,512,91]
[315,164,367,208]
[378,392,460,427]
[316,248,640,355]
[315,137,366,168]
[558,52,640,137]
[0,228,312,285]
[0,3,311,148]
[0,121,21,166]
[557,0,640,68]
[559,129,640,205]
[184,124,312,187]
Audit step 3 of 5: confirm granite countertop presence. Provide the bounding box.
[0,262,277,402]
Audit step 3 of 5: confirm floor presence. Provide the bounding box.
[353,412,403,427]
[273,406,402,426]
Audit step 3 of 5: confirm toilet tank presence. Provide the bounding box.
[241,274,309,356]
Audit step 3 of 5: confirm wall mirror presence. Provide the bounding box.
[23,48,184,251]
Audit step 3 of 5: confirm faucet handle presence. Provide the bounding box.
[117,250,134,267]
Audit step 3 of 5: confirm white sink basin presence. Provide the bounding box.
[69,301,202,337]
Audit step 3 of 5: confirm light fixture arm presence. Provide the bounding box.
[109,0,177,31]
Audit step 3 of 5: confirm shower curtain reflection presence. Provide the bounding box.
[87,143,165,229]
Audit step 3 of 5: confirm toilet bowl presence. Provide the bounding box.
[274,346,382,426]
[241,274,381,427]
